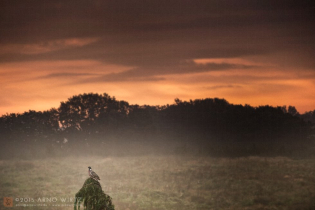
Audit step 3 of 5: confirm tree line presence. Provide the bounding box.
[0,93,314,159]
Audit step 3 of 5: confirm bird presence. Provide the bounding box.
[88,166,100,181]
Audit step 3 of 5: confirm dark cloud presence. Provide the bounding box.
[1,0,314,80]
[2,0,313,41]
[76,61,257,83]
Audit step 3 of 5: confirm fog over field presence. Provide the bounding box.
[1,93,315,209]
[1,156,315,210]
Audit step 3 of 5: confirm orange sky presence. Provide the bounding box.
[1,56,314,115]
[1,1,314,115]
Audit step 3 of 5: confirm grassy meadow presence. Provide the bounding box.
[1,155,315,210]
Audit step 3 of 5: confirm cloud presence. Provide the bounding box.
[0,37,99,55]
[76,59,257,83]
[1,0,313,68]
[36,72,100,80]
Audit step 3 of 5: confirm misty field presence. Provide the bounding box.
[1,155,315,210]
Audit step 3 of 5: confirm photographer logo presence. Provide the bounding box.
[3,197,13,207]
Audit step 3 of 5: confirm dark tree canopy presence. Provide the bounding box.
[0,93,314,158]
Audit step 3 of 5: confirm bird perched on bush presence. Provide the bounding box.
[88,166,100,181]
[75,177,114,210]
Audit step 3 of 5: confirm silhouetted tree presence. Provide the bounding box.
[288,106,299,116]
[0,93,313,158]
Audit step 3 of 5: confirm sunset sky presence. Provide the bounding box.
[1,0,314,115]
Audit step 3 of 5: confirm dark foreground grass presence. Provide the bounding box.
[0,155,315,210]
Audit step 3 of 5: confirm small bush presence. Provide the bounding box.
[75,178,115,210]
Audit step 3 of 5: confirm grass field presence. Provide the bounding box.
[1,155,315,210]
